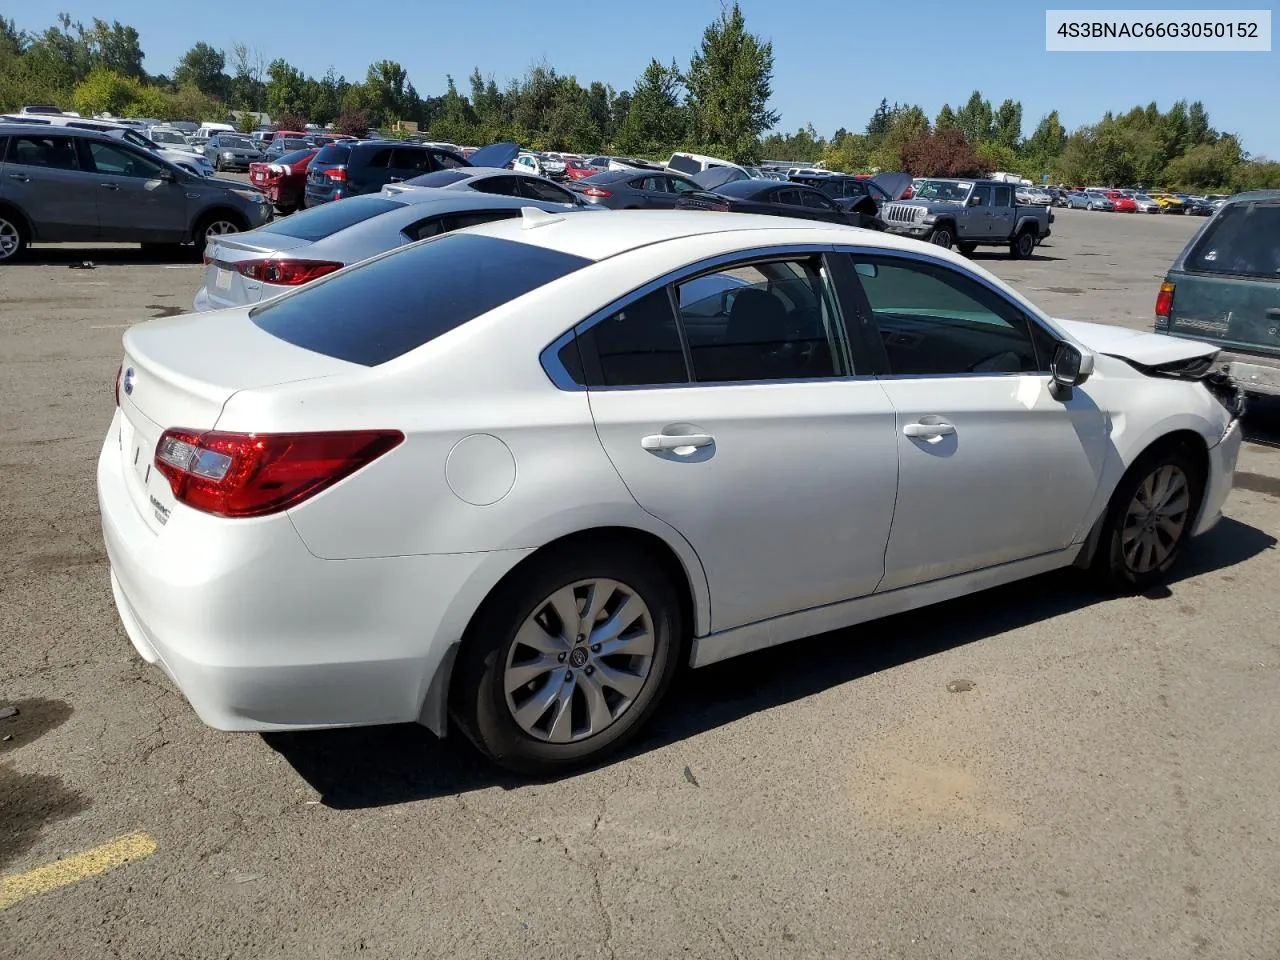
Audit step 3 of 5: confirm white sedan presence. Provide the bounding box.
[98,210,1242,774]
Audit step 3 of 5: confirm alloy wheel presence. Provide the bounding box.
[205,220,240,239]
[1017,232,1035,257]
[1121,463,1191,574]
[503,578,655,743]
[931,228,953,247]
[0,218,19,260]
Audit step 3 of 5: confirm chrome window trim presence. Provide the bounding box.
[831,242,1063,376]
[539,243,869,391]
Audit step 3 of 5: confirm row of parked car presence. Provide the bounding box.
[1040,185,1223,215]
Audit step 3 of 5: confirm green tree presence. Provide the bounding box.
[954,90,993,143]
[84,19,144,79]
[617,58,684,156]
[934,104,957,132]
[1026,111,1067,161]
[228,43,264,112]
[1187,100,1214,145]
[365,59,408,124]
[265,57,306,119]
[865,98,893,141]
[72,66,141,116]
[990,98,1022,150]
[173,42,226,98]
[875,105,928,170]
[683,1,779,162]
[1164,136,1244,188]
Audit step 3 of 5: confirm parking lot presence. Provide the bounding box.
[3,207,1280,959]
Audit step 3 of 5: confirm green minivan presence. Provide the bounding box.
[1156,191,1280,397]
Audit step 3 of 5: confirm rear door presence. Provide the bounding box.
[1167,199,1280,359]
[352,146,394,194]
[388,147,432,185]
[81,139,187,242]
[3,133,101,241]
[572,251,900,632]
[989,185,1014,238]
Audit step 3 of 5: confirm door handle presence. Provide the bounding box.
[903,421,956,440]
[8,173,29,182]
[1266,308,1280,318]
[641,433,714,452]
[388,177,403,182]
[100,183,120,190]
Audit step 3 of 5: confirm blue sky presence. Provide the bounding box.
[17,1,1278,156]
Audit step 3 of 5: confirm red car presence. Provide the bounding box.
[249,148,320,214]
[1107,190,1137,212]
[563,158,597,181]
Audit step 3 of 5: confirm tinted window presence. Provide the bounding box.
[471,176,521,197]
[849,256,1043,375]
[1186,201,1280,279]
[253,235,591,366]
[221,136,254,150]
[565,289,688,387]
[430,149,466,169]
[800,189,836,210]
[314,145,350,166]
[993,185,1012,206]
[667,154,701,175]
[670,176,699,194]
[404,209,521,242]
[774,188,805,207]
[87,141,167,178]
[254,196,405,241]
[406,169,471,188]
[970,185,992,207]
[676,259,845,382]
[519,178,574,203]
[362,147,393,168]
[390,147,432,172]
[8,135,79,170]
[276,149,316,166]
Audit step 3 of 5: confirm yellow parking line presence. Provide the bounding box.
[0,833,156,911]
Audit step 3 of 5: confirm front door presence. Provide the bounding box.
[964,184,994,240]
[81,140,187,243]
[3,133,101,241]
[841,251,1109,591]
[578,252,900,632]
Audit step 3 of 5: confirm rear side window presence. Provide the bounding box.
[430,149,466,169]
[313,145,351,165]
[253,196,404,241]
[8,135,79,170]
[403,209,521,242]
[561,289,689,387]
[519,178,574,203]
[390,147,431,172]
[252,235,592,366]
[1186,201,1280,279]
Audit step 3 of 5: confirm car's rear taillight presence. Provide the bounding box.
[154,428,404,518]
[114,364,122,406]
[324,167,347,182]
[582,186,612,198]
[235,259,344,285]
[1155,281,1175,326]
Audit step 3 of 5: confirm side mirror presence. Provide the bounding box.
[854,261,878,279]
[1049,341,1094,400]
[968,195,982,206]
[720,289,739,314]
[158,167,177,182]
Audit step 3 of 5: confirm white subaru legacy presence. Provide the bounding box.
[98,210,1242,774]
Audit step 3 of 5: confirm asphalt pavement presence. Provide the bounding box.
[2,208,1278,960]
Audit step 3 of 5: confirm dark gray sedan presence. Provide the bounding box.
[564,169,704,209]
[203,133,264,173]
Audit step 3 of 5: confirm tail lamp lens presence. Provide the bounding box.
[154,428,404,518]
[582,186,612,198]
[1155,281,1175,325]
[235,259,343,285]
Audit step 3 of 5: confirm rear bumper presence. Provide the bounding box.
[1212,350,1280,397]
[1193,418,1243,537]
[96,412,516,732]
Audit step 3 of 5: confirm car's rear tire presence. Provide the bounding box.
[192,211,245,255]
[956,241,978,256]
[451,540,683,775]
[0,209,29,264]
[1092,442,1205,593]
[1009,228,1036,259]
[928,224,954,249]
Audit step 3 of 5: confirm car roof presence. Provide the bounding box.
[387,189,563,210]
[454,209,950,263]
[0,120,118,140]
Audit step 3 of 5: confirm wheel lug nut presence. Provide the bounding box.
[558,652,566,662]
[576,634,585,643]
[585,666,594,676]
[565,671,574,681]
[591,643,600,653]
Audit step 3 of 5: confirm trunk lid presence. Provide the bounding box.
[1165,272,1280,358]
[465,141,519,170]
[202,233,310,310]
[116,310,359,533]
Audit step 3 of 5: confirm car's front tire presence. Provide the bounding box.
[1092,442,1205,593]
[928,225,954,249]
[452,540,683,775]
[0,209,29,263]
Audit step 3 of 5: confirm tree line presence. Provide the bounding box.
[2,9,1276,191]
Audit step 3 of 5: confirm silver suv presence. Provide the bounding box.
[0,123,273,263]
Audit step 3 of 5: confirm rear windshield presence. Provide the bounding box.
[313,144,351,165]
[667,154,701,175]
[253,195,404,241]
[277,138,309,150]
[406,169,470,188]
[251,234,593,365]
[222,136,255,149]
[1185,200,1280,279]
[276,148,316,166]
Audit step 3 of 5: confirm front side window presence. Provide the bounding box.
[471,176,522,197]
[8,135,79,170]
[676,258,845,382]
[87,141,167,178]
[970,185,992,207]
[773,188,805,207]
[669,176,699,194]
[848,255,1045,375]
[800,189,836,210]
[1186,201,1280,279]
[390,148,432,173]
